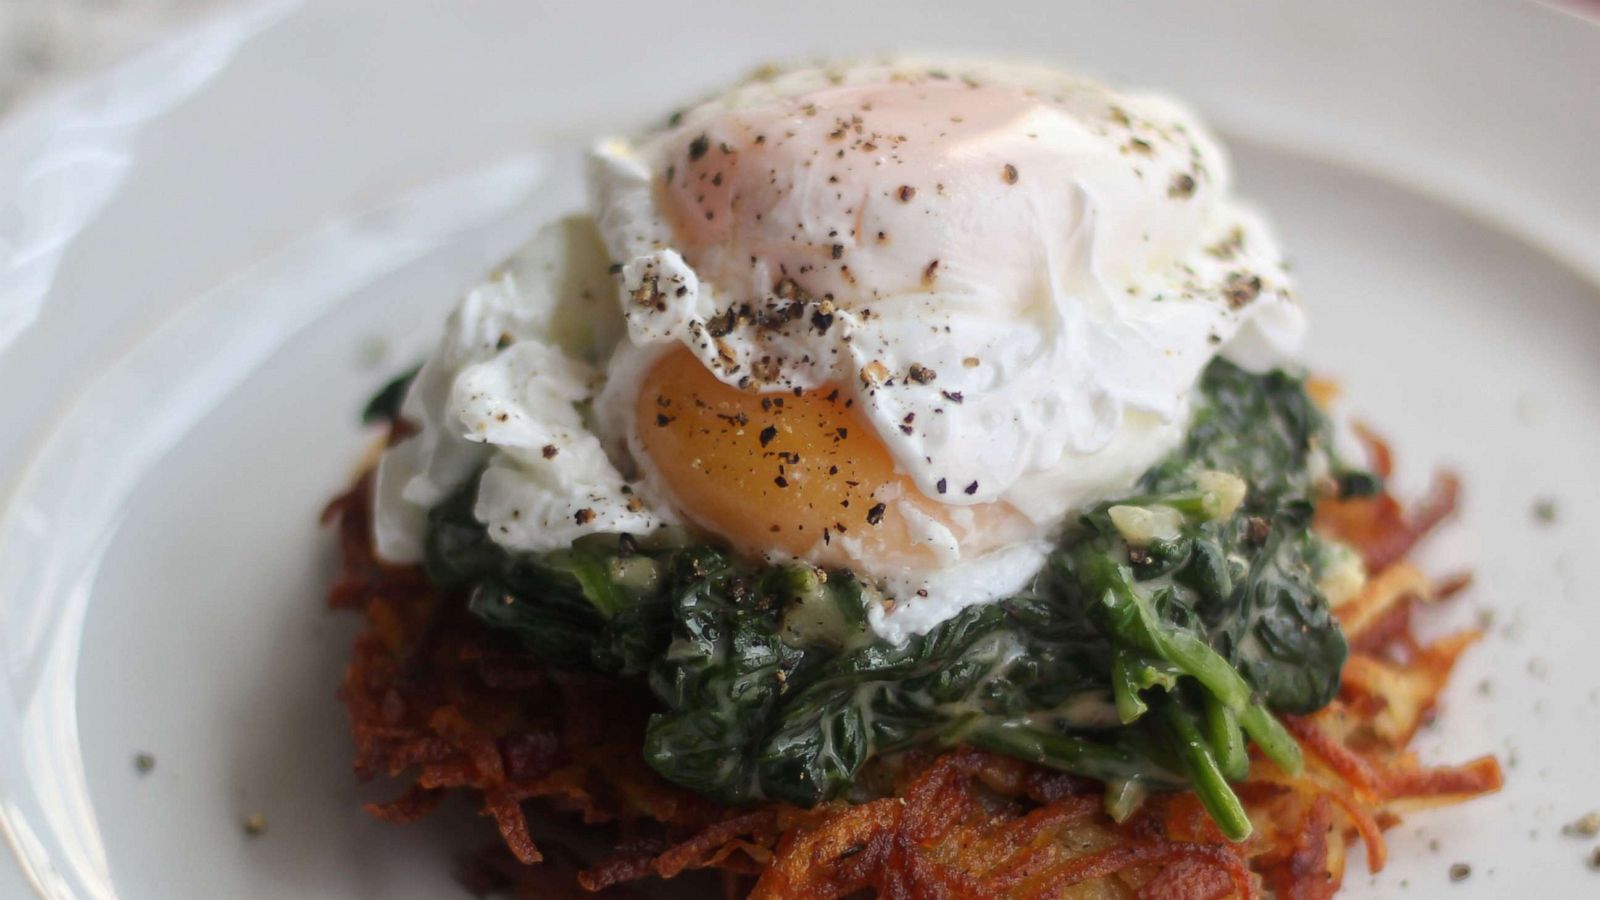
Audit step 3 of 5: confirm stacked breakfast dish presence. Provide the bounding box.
[325,59,1499,897]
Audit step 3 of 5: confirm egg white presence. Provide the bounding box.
[372,216,661,563]
[375,58,1307,643]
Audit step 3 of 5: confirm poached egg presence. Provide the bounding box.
[375,59,1305,643]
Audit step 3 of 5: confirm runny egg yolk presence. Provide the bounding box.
[637,347,1033,570]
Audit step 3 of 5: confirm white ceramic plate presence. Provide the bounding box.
[2,1,1597,897]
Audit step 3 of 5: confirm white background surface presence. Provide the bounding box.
[0,1,1597,897]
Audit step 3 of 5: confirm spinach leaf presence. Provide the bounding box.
[646,571,1181,807]
[1142,360,1320,507]
[361,364,421,425]
[1094,359,1354,712]
[422,358,1369,840]
[642,552,810,803]
[427,474,672,674]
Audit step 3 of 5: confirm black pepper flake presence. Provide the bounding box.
[774,476,789,488]
[541,444,559,459]
[496,331,515,350]
[1223,272,1263,308]
[940,389,963,403]
[632,274,665,310]
[706,307,737,338]
[907,364,936,384]
[243,813,267,837]
[1448,863,1471,882]
[134,753,155,775]
[655,414,675,427]
[759,425,778,447]
[963,481,979,496]
[1206,226,1247,260]
[1002,163,1019,184]
[922,259,940,285]
[574,508,596,526]
[1169,173,1197,199]
[936,478,948,494]
[831,243,844,260]
[866,503,887,526]
[687,133,710,162]
[1246,516,1271,544]
[897,184,916,202]
[1533,498,1559,524]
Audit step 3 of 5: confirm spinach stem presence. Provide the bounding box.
[1112,649,1150,724]
[1238,703,1303,775]
[1202,691,1249,781]
[966,720,1181,788]
[1092,560,1251,712]
[1151,626,1252,710]
[1093,556,1303,778]
[1161,700,1252,841]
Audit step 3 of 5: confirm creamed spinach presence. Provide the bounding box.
[388,358,1374,840]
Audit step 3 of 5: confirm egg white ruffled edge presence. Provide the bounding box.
[372,216,667,564]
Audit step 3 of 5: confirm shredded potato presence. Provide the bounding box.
[325,425,1499,898]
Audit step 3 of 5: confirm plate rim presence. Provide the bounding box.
[1,1,1597,897]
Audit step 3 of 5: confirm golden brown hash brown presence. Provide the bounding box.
[324,428,1500,899]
